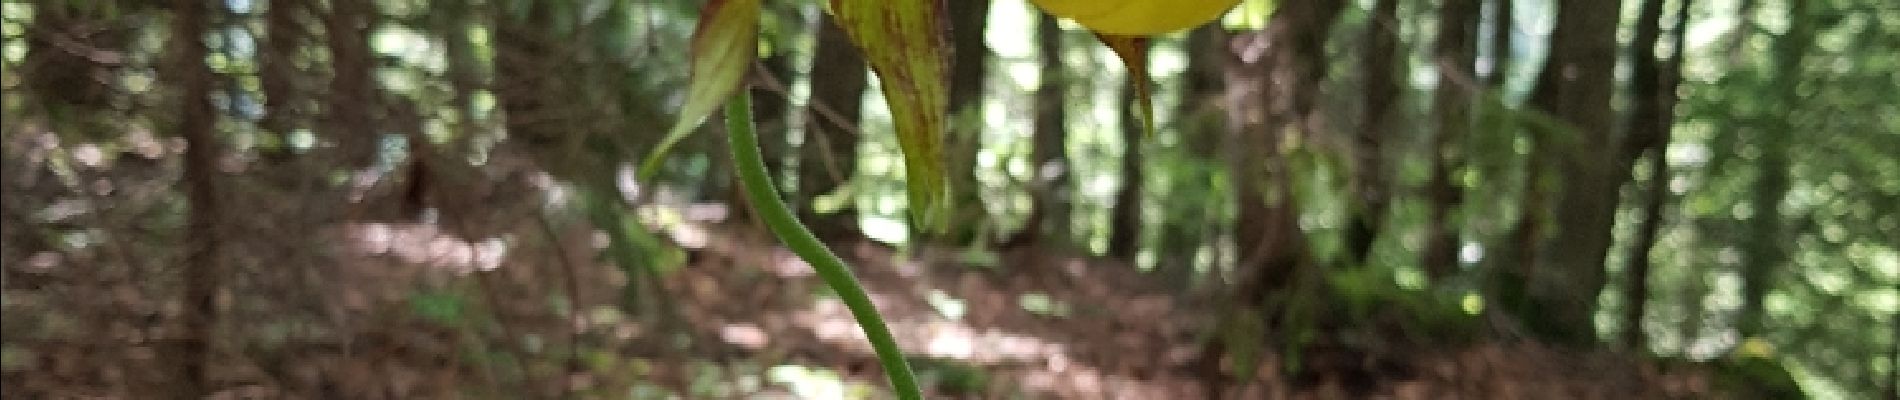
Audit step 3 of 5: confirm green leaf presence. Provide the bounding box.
[1096,34,1155,138]
[638,0,760,182]
[825,0,952,231]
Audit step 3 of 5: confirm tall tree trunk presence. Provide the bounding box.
[1486,0,1513,87]
[1201,1,1345,394]
[1107,55,1145,260]
[1154,26,1227,290]
[935,0,991,244]
[1520,0,1625,346]
[171,0,223,395]
[323,0,378,170]
[1617,0,1691,351]
[1009,14,1071,248]
[798,18,869,240]
[1741,0,1811,338]
[1423,0,1478,280]
[1889,299,1900,400]
[756,52,793,185]
[259,0,305,155]
[491,1,562,166]
[1228,0,1344,299]
[1348,0,1400,267]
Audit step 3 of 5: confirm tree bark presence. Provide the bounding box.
[171,0,223,395]
[1741,0,1812,338]
[1485,0,1513,87]
[1107,55,1145,260]
[1348,0,1400,267]
[754,52,794,187]
[1201,1,1345,394]
[1010,14,1072,248]
[1520,0,1625,346]
[323,0,378,169]
[935,0,992,244]
[1617,0,1692,351]
[1889,299,1899,400]
[1153,26,1227,291]
[1423,0,1478,280]
[259,0,306,154]
[1226,0,1343,301]
[797,18,870,240]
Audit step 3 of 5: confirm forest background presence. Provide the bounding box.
[1,0,1897,398]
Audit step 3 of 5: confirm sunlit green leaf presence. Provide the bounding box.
[639,0,760,182]
[824,0,951,230]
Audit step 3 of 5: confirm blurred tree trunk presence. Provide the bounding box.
[1741,0,1811,338]
[1153,26,1228,290]
[1008,14,1071,248]
[1517,0,1625,346]
[1200,0,1344,394]
[798,18,869,240]
[492,2,570,175]
[1107,52,1145,260]
[1348,0,1400,267]
[756,51,792,183]
[934,0,991,245]
[1485,0,1512,86]
[1422,0,1476,280]
[1617,0,1691,350]
[1889,303,1899,400]
[259,0,307,155]
[170,0,222,395]
[1226,0,1342,304]
[323,0,378,170]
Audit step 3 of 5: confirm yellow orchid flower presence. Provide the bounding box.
[1029,0,1243,36]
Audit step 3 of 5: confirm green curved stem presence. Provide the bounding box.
[724,92,922,399]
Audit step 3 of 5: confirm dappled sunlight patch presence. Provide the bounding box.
[345,222,509,273]
[768,364,878,399]
[661,220,712,249]
[720,323,772,350]
[795,297,1068,364]
[767,255,818,278]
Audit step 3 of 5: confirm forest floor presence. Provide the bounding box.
[637,221,1723,399]
[3,203,1728,399]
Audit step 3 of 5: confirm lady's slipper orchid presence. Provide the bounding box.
[1029,0,1243,35]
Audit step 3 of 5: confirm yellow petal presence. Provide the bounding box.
[1030,0,1241,35]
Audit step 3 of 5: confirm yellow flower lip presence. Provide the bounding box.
[1030,0,1242,36]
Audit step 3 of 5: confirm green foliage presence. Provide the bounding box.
[640,0,759,183]
[908,357,991,395]
[578,186,683,314]
[1709,353,1806,399]
[825,0,953,230]
[408,289,470,326]
[1220,305,1268,379]
[1328,267,1481,344]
